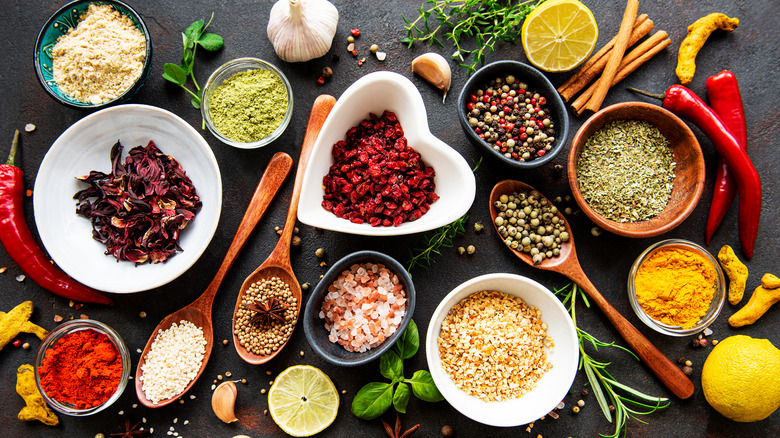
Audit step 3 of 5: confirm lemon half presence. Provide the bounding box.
[268,365,339,436]
[521,0,599,72]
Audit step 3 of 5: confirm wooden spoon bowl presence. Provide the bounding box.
[489,179,695,399]
[134,152,293,408]
[232,94,337,365]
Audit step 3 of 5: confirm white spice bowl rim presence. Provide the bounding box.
[426,273,578,427]
[627,239,726,337]
[34,319,131,416]
[200,57,294,149]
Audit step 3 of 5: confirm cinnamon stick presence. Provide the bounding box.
[558,16,654,102]
[572,34,671,115]
[583,0,639,113]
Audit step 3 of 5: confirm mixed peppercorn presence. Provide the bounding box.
[465,75,556,162]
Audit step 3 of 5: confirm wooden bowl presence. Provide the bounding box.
[567,102,704,238]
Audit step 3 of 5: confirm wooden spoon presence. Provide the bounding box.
[232,94,336,364]
[489,179,694,399]
[134,151,294,408]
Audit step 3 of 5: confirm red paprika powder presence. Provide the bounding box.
[37,328,123,409]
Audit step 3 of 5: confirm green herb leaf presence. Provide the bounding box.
[351,382,394,420]
[162,63,187,86]
[393,319,419,360]
[197,33,224,51]
[393,382,411,414]
[183,19,205,49]
[407,370,443,402]
[380,350,404,382]
[190,92,201,109]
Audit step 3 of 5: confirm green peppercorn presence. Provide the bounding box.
[466,245,476,255]
[457,246,466,255]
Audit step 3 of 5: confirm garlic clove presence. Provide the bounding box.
[212,381,238,423]
[412,53,452,103]
[267,0,339,63]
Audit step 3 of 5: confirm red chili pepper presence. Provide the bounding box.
[704,70,748,244]
[0,131,113,305]
[632,86,761,259]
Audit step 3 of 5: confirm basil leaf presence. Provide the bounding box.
[393,382,411,414]
[408,370,444,402]
[393,319,419,360]
[351,382,394,420]
[197,33,224,51]
[380,350,404,382]
[162,63,187,86]
[183,19,204,49]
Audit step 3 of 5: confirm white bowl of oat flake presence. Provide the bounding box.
[426,273,578,427]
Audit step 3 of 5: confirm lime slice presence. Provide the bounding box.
[268,365,339,437]
[522,0,599,72]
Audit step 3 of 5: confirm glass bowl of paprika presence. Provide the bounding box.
[201,57,294,149]
[627,239,726,337]
[34,319,131,416]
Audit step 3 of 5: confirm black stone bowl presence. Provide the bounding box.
[457,60,569,169]
[303,250,415,367]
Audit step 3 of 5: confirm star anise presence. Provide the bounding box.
[110,416,149,438]
[242,296,289,328]
[381,413,420,438]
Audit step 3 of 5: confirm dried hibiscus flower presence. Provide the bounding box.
[74,140,202,264]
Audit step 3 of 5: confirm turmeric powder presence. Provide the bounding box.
[676,13,739,85]
[718,245,748,304]
[635,246,717,329]
[729,273,780,327]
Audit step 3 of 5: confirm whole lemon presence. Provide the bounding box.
[701,335,780,422]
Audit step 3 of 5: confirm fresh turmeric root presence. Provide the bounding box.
[729,273,780,327]
[676,13,739,85]
[718,245,748,304]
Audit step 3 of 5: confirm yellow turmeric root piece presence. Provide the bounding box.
[676,13,739,85]
[718,245,748,304]
[729,273,780,327]
[16,364,59,426]
[0,301,49,351]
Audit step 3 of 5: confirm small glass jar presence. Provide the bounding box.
[627,239,726,337]
[34,319,131,416]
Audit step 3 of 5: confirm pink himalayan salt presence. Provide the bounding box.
[319,262,406,352]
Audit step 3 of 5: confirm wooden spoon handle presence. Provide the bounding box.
[269,94,337,264]
[568,269,695,399]
[200,152,294,304]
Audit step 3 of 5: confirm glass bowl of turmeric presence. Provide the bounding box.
[627,239,726,337]
[34,319,131,416]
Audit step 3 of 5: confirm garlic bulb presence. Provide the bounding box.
[267,0,339,63]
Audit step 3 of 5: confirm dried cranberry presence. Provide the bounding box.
[321,111,438,227]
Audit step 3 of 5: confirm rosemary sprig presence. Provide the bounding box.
[402,0,545,73]
[406,158,481,272]
[555,283,670,438]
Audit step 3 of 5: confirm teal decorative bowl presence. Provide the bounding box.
[33,0,152,110]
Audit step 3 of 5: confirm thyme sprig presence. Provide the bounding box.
[401,0,545,73]
[555,283,670,438]
[406,158,481,272]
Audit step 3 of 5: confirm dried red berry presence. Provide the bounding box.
[12,339,22,347]
[317,76,325,85]
[322,111,438,227]
[350,28,361,37]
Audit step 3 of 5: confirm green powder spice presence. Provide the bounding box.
[576,120,676,222]
[210,69,288,143]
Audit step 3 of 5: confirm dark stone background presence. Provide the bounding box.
[1,0,778,436]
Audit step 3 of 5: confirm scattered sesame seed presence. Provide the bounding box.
[222,339,229,345]
[261,389,267,394]
[139,311,147,318]
[341,389,346,394]
[25,123,36,132]
[174,418,178,423]
[189,394,196,399]
[137,349,142,354]
[118,410,124,415]
[577,400,585,407]
[132,404,138,408]
[184,420,189,425]
[299,351,304,357]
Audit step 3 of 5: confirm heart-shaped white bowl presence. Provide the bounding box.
[298,71,475,236]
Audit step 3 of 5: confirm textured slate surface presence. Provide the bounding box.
[1,0,778,436]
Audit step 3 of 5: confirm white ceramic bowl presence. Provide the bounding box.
[426,273,578,427]
[297,71,475,236]
[33,104,222,293]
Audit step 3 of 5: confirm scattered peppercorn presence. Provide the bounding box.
[691,338,701,348]
[302,282,310,291]
[609,405,616,413]
[685,360,693,367]
[241,379,247,384]
[572,406,580,414]
[369,44,379,54]
[577,399,585,407]
[350,28,361,37]
[494,190,568,264]
[677,357,685,364]
[590,226,602,237]
[300,351,305,357]
[22,342,30,350]
[683,366,693,376]
[458,246,466,255]
[347,35,355,43]
[139,311,147,319]
[474,221,484,232]
[441,425,453,436]
[316,76,325,85]
[12,339,21,347]
[466,245,476,255]
[322,67,333,80]
[700,338,708,347]
[315,248,325,258]
[581,388,589,396]
[292,235,302,247]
